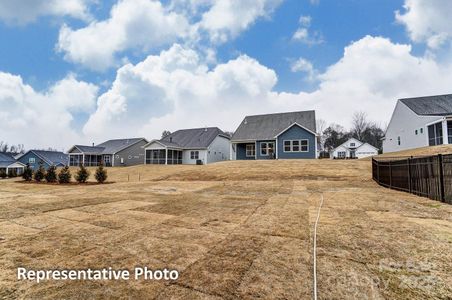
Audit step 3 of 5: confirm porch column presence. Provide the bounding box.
[165,148,168,165]
[442,120,449,145]
[82,154,85,166]
[6,167,8,176]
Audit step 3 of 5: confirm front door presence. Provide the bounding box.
[349,150,356,159]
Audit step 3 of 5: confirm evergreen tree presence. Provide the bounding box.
[34,162,45,182]
[22,163,33,181]
[75,165,90,183]
[45,165,57,183]
[58,166,72,184]
[0,169,6,179]
[95,163,108,183]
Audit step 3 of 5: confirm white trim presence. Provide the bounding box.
[282,139,309,152]
[355,142,379,152]
[274,122,318,138]
[259,141,275,156]
[245,144,255,158]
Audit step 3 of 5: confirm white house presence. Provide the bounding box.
[144,127,230,165]
[383,94,452,153]
[330,138,378,159]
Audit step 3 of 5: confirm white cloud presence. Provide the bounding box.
[291,57,317,81]
[396,0,452,49]
[84,36,452,143]
[0,0,94,25]
[0,73,98,149]
[57,0,283,70]
[198,0,283,43]
[57,0,190,71]
[292,15,323,45]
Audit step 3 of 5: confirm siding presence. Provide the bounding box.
[277,125,316,159]
[17,152,50,170]
[236,143,255,160]
[114,140,147,166]
[182,149,207,164]
[206,136,230,163]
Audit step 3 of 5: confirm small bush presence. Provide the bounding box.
[45,165,57,183]
[0,169,6,179]
[22,164,33,181]
[75,165,90,183]
[9,168,17,177]
[58,166,72,184]
[95,163,108,183]
[34,162,45,182]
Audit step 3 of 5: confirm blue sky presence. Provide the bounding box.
[1,0,451,149]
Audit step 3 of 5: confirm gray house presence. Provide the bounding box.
[0,152,25,176]
[67,138,148,167]
[231,110,318,160]
[144,127,230,165]
[16,150,68,170]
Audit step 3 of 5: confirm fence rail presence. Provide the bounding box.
[372,154,452,204]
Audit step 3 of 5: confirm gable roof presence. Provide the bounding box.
[69,138,147,155]
[158,127,228,149]
[0,152,19,168]
[18,150,68,166]
[400,94,452,116]
[231,110,316,141]
[356,142,379,151]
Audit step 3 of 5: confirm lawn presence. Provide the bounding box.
[0,160,451,299]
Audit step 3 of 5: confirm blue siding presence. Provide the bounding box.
[256,140,276,160]
[236,143,255,160]
[277,125,316,159]
[17,152,51,170]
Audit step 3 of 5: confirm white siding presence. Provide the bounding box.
[182,149,207,165]
[331,145,348,159]
[206,136,230,164]
[342,138,363,148]
[355,143,378,159]
[383,101,441,153]
[144,141,167,150]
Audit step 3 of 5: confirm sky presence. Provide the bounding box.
[1,0,452,150]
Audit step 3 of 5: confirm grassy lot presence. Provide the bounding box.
[0,159,451,299]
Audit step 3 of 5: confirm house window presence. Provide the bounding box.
[260,142,274,156]
[190,151,199,159]
[428,123,443,146]
[397,136,401,145]
[420,128,423,134]
[350,143,355,147]
[415,129,418,135]
[338,151,346,158]
[283,140,309,152]
[246,144,255,157]
[120,157,124,164]
[29,157,35,163]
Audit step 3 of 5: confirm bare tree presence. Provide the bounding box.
[316,118,327,152]
[161,130,171,138]
[351,111,369,141]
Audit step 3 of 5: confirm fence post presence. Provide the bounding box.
[389,160,392,188]
[407,157,412,193]
[376,159,380,183]
[438,154,445,202]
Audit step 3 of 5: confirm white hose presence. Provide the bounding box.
[313,194,323,300]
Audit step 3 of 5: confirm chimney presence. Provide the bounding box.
[92,143,94,147]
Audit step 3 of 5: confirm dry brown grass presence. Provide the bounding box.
[0,160,451,299]
[377,144,452,159]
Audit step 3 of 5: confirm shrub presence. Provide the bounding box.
[75,165,90,183]
[95,163,108,183]
[58,166,72,184]
[45,165,57,183]
[34,162,45,182]
[22,163,33,181]
[0,169,6,179]
[8,168,17,178]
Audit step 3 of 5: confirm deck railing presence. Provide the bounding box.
[372,154,452,204]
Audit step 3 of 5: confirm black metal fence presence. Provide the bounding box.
[372,154,452,204]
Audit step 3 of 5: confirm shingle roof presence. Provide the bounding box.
[71,138,147,155]
[231,110,316,141]
[96,138,146,154]
[32,150,68,166]
[159,127,227,149]
[0,152,18,168]
[400,94,452,116]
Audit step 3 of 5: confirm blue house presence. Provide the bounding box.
[231,111,318,160]
[17,150,68,170]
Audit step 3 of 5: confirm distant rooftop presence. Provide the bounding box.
[70,138,147,154]
[159,127,228,149]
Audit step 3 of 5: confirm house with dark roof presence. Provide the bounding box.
[0,152,25,176]
[143,127,230,165]
[383,94,452,153]
[231,110,318,160]
[67,138,148,167]
[16,150,68,170]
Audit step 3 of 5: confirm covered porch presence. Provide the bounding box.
[0,162,25,176]
[68,154,112,167]
[145,148,183,165]
[427,119,452,146]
